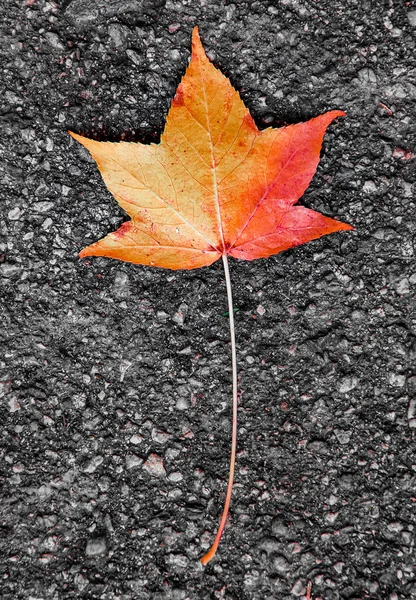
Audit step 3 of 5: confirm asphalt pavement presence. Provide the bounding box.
[1,1,416,598]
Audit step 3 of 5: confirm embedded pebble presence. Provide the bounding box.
[175,397,189,411]
[1,263,20,277]
[271,518,289,538]
[389,373,406,387]
[143,453,166,477]
[339,376,358,393]
[272,554,290,575]
[165,553,188,568]
[85,538,107,557]
[408,10,416,26]
[34,201,54,212]
[396,278,410,294]
[8,397,21,412]
[126,454,143,470]
[113,271,130,298]
[82,456,103,473]
[151,428,173,444]
[8,207,22,220]
[290,580,306,596]
[130,434,143,445]
[256,304,265,316]
[168,23,181,33]
[334,429,351,445]
[387,521,403,533]
[408,398,416,428]
[363,180,377,193]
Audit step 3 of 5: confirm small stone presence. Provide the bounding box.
[168,488,182,499]
[156,311,168,323]
[272,554,290,575]
[65,1,99,28]
[256,304,265,316]
[130,434,143,445]
[307,440,328,455]
[126,453,143,470]
[258,537,280,555]
[113,271,130,298]
[168,23,181,33]
[339,376,358,393]
[83,456,103,473]
[173,311,184,326]
[126,49,142,66]
[44,31,65,50]
[1,263,20,278]
[408,10,416,26]
[119,359,132,382]
[389,373,406,387]
[396,278,410,294]
[85,538,107,557]
[408,398,416,428]
[334,561,345,573]
[358,67,377,86]
[325,511,339,524]
[387,521,403,533]
[108,24,128,47]
[143,453,166,477]
[363,180,377,193]
[175,397,189,411]
[74,573,89,590]
[392,147,406,159]
[8,397,21,412]
[165,553,188,568]
[34,201,54,212]
[334,429,351,445]
[8,207,22,220]
[151,428,173,444]
[271,517,289,538]
[290,579,306,596]
[168,471,183,482]
[42,218,53,230]
[172,303,188,326]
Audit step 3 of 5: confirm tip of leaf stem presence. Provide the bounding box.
[200,547,216,566]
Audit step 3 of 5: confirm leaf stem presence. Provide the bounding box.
[200,253,238,565]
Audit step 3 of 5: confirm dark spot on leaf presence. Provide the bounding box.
[113,221,133,239]
[172,83,185,107]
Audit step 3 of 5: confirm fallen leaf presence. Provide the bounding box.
[69,26,352,565]
[70,30,351,270]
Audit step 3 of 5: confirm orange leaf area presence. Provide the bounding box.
[70,27,352,270]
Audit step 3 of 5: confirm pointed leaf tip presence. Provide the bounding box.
[331,110,346,118]
[339,221,354,231]
[79,246,92,259]
[191,25,206,61]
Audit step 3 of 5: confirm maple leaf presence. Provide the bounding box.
[69,26,352,565]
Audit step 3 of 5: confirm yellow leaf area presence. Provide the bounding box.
[70,27,351,270]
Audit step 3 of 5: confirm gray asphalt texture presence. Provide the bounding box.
[1,1,416,599]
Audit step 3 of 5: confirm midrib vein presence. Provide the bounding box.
[198,60,225,253]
